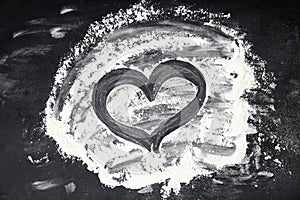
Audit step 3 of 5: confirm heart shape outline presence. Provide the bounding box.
[92,60,206,152]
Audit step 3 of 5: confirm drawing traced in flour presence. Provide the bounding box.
[44,1,274,197]
[92,60,206,152]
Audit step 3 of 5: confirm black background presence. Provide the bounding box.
[0,0,299,199]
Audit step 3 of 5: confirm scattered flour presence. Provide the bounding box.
[44,1,272,197]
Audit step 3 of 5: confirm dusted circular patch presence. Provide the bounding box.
[44,2,268,197]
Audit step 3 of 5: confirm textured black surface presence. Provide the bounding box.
[0,0,299,200]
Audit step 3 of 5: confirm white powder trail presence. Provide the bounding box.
[43,1,273,197]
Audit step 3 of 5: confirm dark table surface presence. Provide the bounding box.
[0,0,299,199]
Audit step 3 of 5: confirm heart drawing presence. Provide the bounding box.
[92,60,206,152]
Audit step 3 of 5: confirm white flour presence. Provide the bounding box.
[44,1,267,197]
